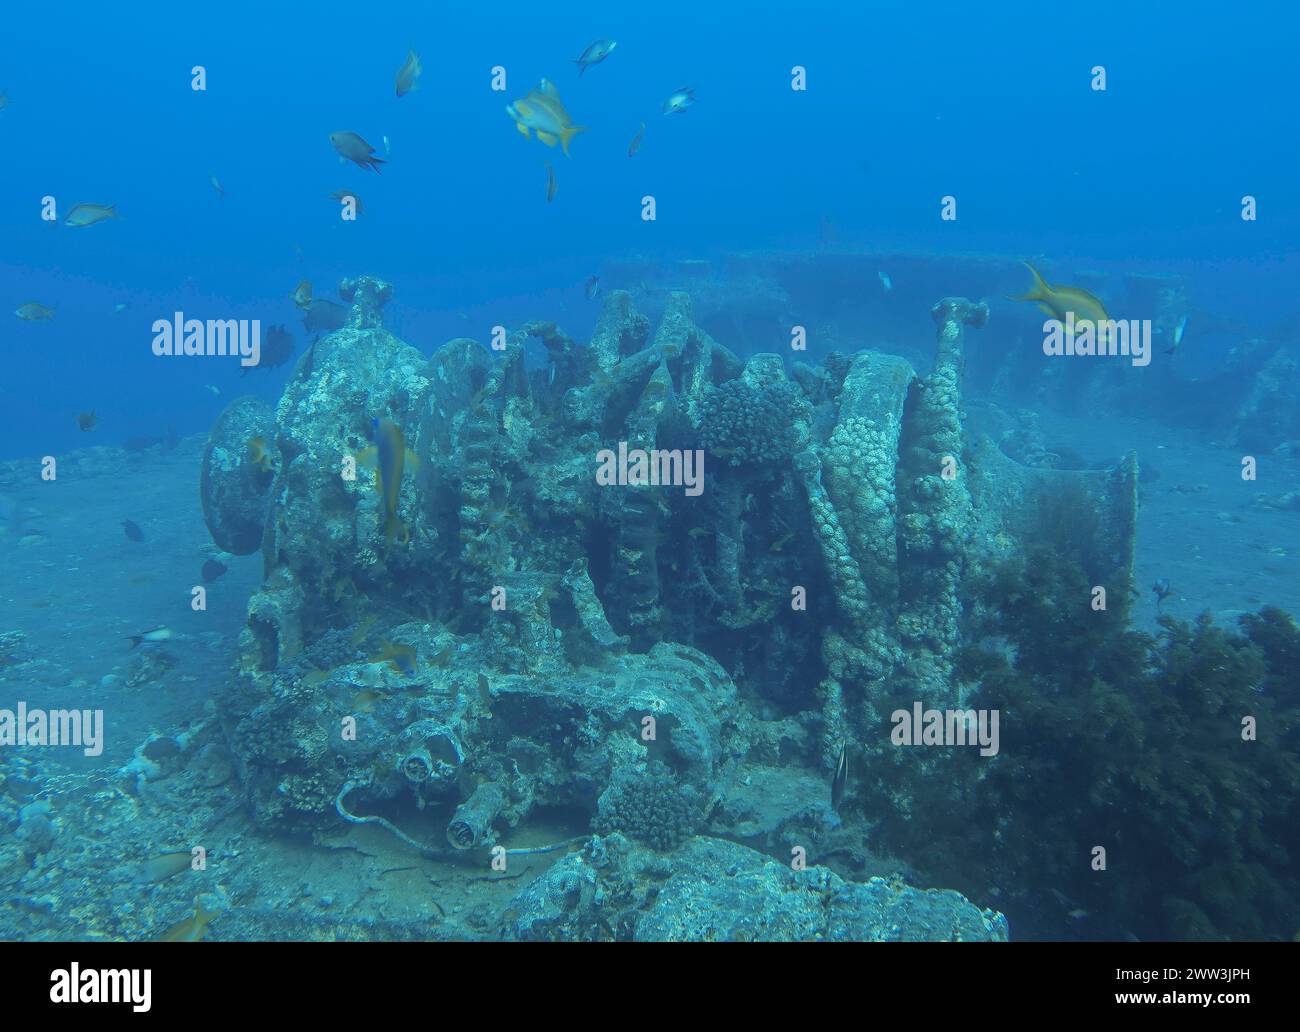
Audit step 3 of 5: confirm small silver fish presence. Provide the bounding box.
[128,627,175,649]
[395,49,422,97]
[830,740,848,810]
[878,271,892,292]
[573,39,617,76]
[1173,315,1187,347]
[584,275,599,300]
[383,135,391,155]
[15,302,54,321]
[64,203,118,228]
[209,174,224,198]
[628,121,645,157]
[662,87,696,116]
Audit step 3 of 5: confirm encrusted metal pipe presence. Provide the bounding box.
[446,782,506,849]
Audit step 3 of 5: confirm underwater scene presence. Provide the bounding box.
[1,2,1298,946]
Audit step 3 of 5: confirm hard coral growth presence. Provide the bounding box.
[697,378,807,467]
[595,766,700,851]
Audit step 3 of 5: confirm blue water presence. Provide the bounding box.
[1,1,1298,943]
[3,1,1297,455]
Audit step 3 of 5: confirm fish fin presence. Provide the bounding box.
[127,635,142,649]
[404,448,420,470]
[559,125,587,157]
[355,446,378,472]
[1036,303,1056,316]
[514,122,531,138]
[537,131,558,146]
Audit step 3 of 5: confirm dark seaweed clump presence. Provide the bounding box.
[594,766,700,851]
[875,544,1300,941]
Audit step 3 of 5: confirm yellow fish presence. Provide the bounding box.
[1010,262,1113,345]
[247,436,274,472]
[506,79,586,157]
[64,203,118,228]
[16,302,54,321]
[292,280,312,311]
[371,640,418,677]
[134,851,194,885]
[157,898,220,942]
[395,49,422,97]
[358,418,418,546]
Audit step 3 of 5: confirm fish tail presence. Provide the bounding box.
[385,513,409,546]
[127,635,143,649]
[560,125,587,157]
[1009,260,1049,302]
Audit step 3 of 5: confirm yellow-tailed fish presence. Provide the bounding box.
[395,49,422,97]
[358,418,418,546]
[329,131,386,173]
[292,280,312,310]
[628,121,645,157]
[545,162,557,202]
[506,79,586,157]
[1010,261,1112,345]
[157,898,220,942]
[16,302,54,321]
[247,436,274,472]
[352,688,379,714]
[372,640,418,677]
[64,203,118,227]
